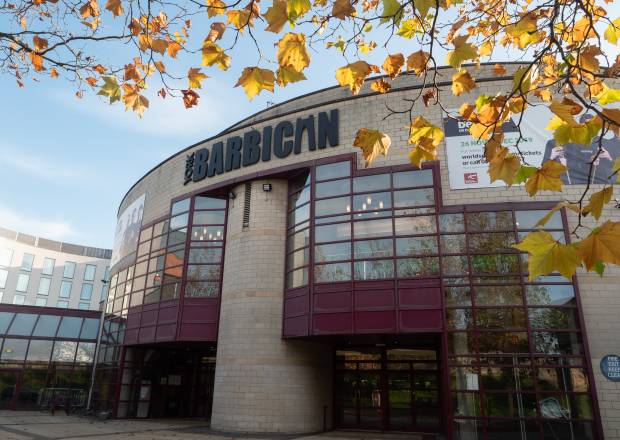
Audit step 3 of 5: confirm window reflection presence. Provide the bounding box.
[393,169,433,188]
[315,243,350,263]
[316,179,349,198]
[353,192,390,212]
[353,174,390,192]
[316,223,351,243]
[354,260,393,280]
[393,188,434,207]
[316,162,350,181]
[193,211,225,225]
[396,257,439,278]
[315,262,351,282]
[354,239,393,259]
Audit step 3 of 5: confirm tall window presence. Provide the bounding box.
[12,294,25,305]
[0,268,7,289]
[0,248,13,267]
[84,264,97,281]
[42,257,55,276]
[35,297,47,307]
[78,302,90,310]
[37,277,51,296]
[16,274,30,292]
[63,261,76,278]
[21,253,34,271]
[56,300,69,308]
[285,170,312,289]
[80,283,93,300]
[59,280,72,298]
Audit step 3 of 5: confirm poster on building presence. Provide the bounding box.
[443,106,620,189]
[110,193,145,267]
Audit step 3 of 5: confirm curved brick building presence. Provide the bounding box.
[95,63,620,440]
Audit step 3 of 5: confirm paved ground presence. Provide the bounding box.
[0,412,434,440]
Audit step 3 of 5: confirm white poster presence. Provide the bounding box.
[443,106,620,189]
[111,194,145,267]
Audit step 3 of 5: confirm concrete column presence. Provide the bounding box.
[211,178,332,434]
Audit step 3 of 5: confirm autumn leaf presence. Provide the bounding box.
[382,53,404,78]
[512,66,532,94]
[287,0,311,20]
[397,19,421,39]
[604,17,620,44]
[50,68,59,78]
[122,84,149,116]
[227,9,252,31]
[582,187,613,220]
[353,128,391,167]
[28,53,45,72]
[332,0,355,19]
[578,221,620,270]
[514,231,581,280]
[263,0,288,33]
[206,22,227,42]
[182,89,200,108]
[451,69,475,96]
[335,61,373,94]
[202,41,230,70]
[188,68,208,89]
[525,160,566,196]
[79,0,100,19]
[277,33,310,73]
[276,66,306,86]
[546,115,602,146]
[549,98,582,127]
[594,85,620,105]
[85,76,97,86]
[206,0,226,17]
[408,116,444,146]
[97,76,121,103]
[104,0,123,16]
[235,67,275,100]
[492,64,506,75]
[371,78,391,93]
[445,35,477,68]
[33,36,48,52]
[380,0,403,25]
[534,201,580,228]
[407,50,429,75]
[488,147,521,185]
[128,18,142,35]
[409,137,437,168]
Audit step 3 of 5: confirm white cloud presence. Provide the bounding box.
[0,145,92,183]
[0,202,81,243]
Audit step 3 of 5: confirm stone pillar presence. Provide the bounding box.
[211,179,332,434]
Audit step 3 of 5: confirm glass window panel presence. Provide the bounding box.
[354,259,394,280]
[289,171,311,193]
[0,312,14,333]
[12,294,25,305]
[316,161,350,181]
[315,243,349,263]
[439,213,465,233]
[167,228,187,246]
[0,248,13,267]
[144,287,161,304]
[525,285,575,306]
[187,264,221,280]
[191,226,224,241]
[393,169,433,188]
[288,186,310,209]
[447,333,476,355]
[171,198,190,215]
[170,213,189,231]
[485,392,537,417]
[185,281,219,297]
[353,173,390,192]
[165,247,185,269]
[134,261,148,277]
[444,287,471,306]
[287,228,310,252]
[528,308,579,330]
[8,314,38,336]
[393,188,434,208]
[471,254,518,274]
[287,247,310,269]
[354,239,393,259]
[139,226,153,243]
[394,216,436,235]
[478,332,529,354]
[442,256,469,276]
[27,339,54,362]
[316,223,351,243]
[21,253,34,271]
[287,203,311,225]
[15,274,29,292]
[32,315,60,337]
[63,261,76,278]
[354,218,392,239]
[76,342,96,363]
[151,234,168,251]
[154,220,170,237]
[80,318,100,339]
[446,309,473,330]
[193,210,225,225]
[440,235,466,254]
[315,196,350,217]
[476,286,523,306]
[516,210,563,230]
[56,300,69,308]
[132,275,146,292]
[80,283,93,300]
[467,211,513,232]
[57,317,83,338]
[84,264,97,281]
[161,282,182,300]
[476,308,526,329]
[286,267,308,289]
[397,257,439,278]
[37,277,51,296]
[188,247,222,264]
[1,338,28,361]
[315,179,350,198]
[0,268,7,289]
[42,258,55,276]
[452,393,481,417]
[148,255,166,273]
[480,366,534,391]
[194,196,226,210]
[315,262,351,282]
[450,366,479,390]
[292,220,310,232]
[52,341,77,362]
[353,192,390,213]
[537,368,589,393]
[468,232,516,253]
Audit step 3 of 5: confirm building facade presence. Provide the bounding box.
[0,226,112,310]
[97,63,620,440]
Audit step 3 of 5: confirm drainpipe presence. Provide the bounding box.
[87,281,108,410]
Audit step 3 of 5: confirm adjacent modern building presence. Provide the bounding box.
[0,226,112,310]
[94,63,620,440]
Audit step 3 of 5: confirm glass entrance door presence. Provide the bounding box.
[334,345,441,432]
[0,370,19,410]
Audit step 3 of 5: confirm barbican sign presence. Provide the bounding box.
[184,109,339,184]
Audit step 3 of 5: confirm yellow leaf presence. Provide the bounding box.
[604,17,620,44]
[408,116,444,146]
[277,33,310,73]
[488,147,521,185]
[201,41,230,70]
[514,231,580,280]
[287,0,311,20]
[595,84,620,105]
[534,201,580,228]
[512,66,532,93]
[332,0,355,19]
[578,45,601,78]
[167,40,182,58]
[335,61,373,94]
[445,35,477,69]
[353,128,391,167]
[28,52,45,72]
[451,69,475,96]
[583,187,613,220]
[546,115,602,146]
[234,67,275,100]
[79,0,100,18]
[577,221,620,270]
[549,98,582,127]
[263,0,288,32]
[382,53,404,79]
[227,9,252,31]
[408,137,437,168]
[397,19,421,39]
[505,13,540,48]
[104,0,123,16]
[525,160,566,196]
[206,0,226,17]
[406,50,429,75]
[122,84,149,116]
[276,66,306,86]
[478,41,494,57]
[371,78,391,93]
[188,67,208,89]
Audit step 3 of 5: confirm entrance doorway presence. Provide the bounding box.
[334,343,442,432]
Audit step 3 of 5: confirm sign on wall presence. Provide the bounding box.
[442,106,620,189]
[111,193,145,267]
[601,354,620,381]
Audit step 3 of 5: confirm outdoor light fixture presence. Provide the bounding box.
[229,191,236,199]
[262,183,272,192]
